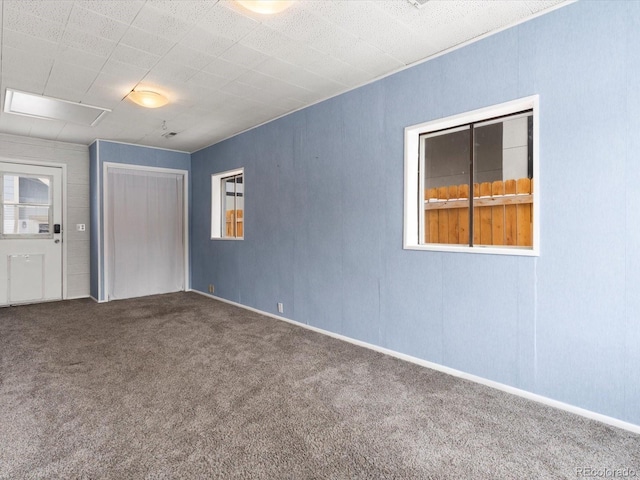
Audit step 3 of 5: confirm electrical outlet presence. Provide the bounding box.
[76,224,86,231]
[277,302,284,313]
[208,284,214,294]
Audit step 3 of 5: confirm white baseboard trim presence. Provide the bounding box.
[190,289,640,435]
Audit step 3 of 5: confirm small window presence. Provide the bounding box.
[0,173,53,238]
[211,168,244,240]
[404,96,539,255]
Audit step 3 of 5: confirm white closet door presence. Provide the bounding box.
[107,167,184,300]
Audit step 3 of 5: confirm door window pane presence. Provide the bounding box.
[2,205,51,234]
[1,174,52,236]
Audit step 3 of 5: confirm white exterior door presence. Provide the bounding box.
[0,162,63,306]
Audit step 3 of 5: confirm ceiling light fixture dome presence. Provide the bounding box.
[236,0,294,15]
[127,90,169,108]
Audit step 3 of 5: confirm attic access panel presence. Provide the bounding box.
[4,89,110,126]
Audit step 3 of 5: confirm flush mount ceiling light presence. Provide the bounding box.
[236,0,294,15]
[4,89,110,126]
[127,90,169,108]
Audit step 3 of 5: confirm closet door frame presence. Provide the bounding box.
[103,162,189,301]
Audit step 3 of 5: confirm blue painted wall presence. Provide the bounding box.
[190,1,640,426]
[89,140,191,301]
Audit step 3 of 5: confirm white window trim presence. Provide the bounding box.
[403,95,540,256]
[211,167,244,240]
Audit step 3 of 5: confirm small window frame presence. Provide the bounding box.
[403,96,540,256]
[211,167,244,240]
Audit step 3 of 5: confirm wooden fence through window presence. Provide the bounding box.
[424,178,532,246]
[225,209,243,238]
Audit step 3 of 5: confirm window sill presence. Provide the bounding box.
[403,243,539,257]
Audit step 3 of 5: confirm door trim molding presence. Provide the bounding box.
[102,162,190,301]
[0,157,67,300]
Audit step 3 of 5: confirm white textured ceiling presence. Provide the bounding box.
[0,0,567,153]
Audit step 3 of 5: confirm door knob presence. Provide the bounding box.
[54,239,60,244]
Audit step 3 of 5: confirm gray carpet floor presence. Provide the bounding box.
[1,292,638,479]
